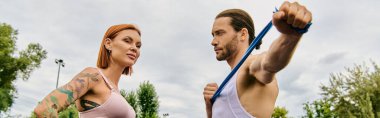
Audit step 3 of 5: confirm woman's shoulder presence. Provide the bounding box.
[77,67,103,82]
[81,67,99,73]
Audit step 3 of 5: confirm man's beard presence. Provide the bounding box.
[216,36,238,61]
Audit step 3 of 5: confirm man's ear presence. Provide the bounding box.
[104,38,112,50]
[240,28,249,41]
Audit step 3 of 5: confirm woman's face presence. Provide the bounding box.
[107,29,141,67]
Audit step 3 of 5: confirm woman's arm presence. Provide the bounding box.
[33,67,101,117]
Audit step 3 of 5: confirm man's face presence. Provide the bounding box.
[211,17,239,61]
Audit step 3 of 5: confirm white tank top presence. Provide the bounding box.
[212,72,255,118]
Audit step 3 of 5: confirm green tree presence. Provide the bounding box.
[137,81,160,118]
[272,106,288,118]
[302,99,336,118]
[58,105,78,118]
[122,81,160,118]
[0,23,47,113]
[304,61,380,118]
[31,105,78,118]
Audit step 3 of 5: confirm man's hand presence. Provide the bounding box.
[273,1,312,36]
[203,83,218,118]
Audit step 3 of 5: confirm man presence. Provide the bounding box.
[203,1,312,118]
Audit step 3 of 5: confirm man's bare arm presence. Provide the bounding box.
[250,1,312,84]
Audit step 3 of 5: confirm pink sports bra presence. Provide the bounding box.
[79,68,136,118]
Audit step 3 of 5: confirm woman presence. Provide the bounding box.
[34,24,142,118]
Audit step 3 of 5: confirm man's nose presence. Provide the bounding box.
[211,38,218,46]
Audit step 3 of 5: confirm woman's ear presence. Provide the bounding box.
[104,38,112,50]
[240,28,249,41]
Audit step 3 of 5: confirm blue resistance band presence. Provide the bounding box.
[211,9,312,104]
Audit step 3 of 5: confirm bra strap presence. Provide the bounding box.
[96,68,114,90]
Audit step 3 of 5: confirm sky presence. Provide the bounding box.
[1,0,380,117]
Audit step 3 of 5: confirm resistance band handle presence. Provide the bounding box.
[294,23,312,34]
[274,7,312,34]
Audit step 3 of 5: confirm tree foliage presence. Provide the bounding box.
[272,106,288,118]
[304,61,380,118]
[137,81,160,118]
[122,81,160,118]
[0,23,47,113]
[57,105,78,118]
[303,99,336,118]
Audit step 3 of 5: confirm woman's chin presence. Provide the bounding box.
[122,61,135,67]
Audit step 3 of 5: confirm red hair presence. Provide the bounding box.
[97,24,141,75]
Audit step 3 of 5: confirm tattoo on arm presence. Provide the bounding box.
[50,96,59,110]
[56,73,100,104]
[82,73,99,82]
[57,87,74,104]
[75,78,85,98]
[36,70,101,117]
[41,98,57,118]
